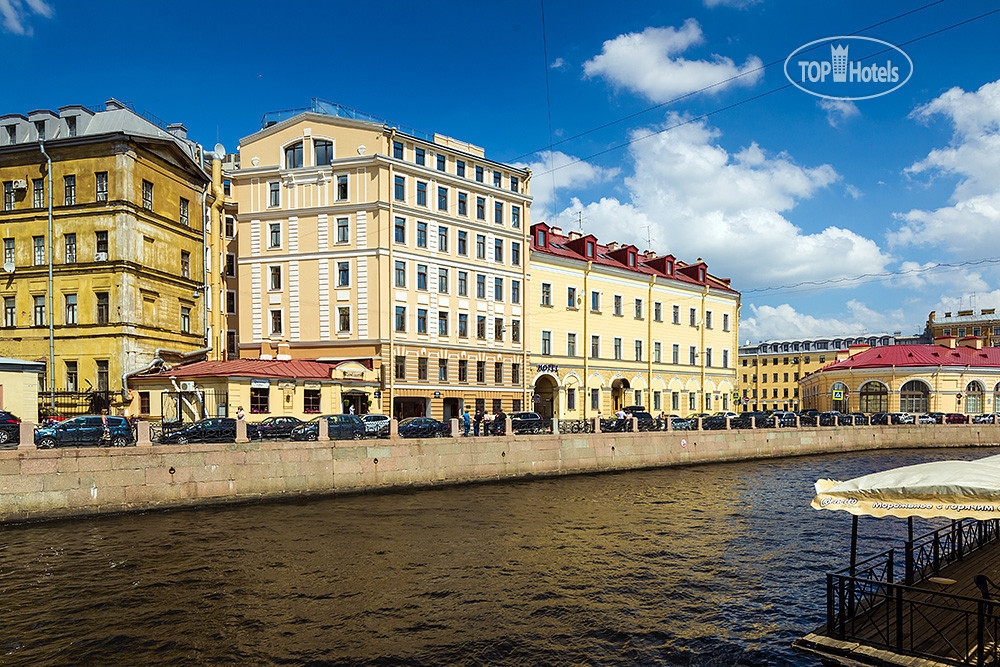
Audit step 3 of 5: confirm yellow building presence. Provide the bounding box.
[527,223,739,418]
[927,309,1000,348]
[738,334,899,412]
[0,100,226,415]
[800,337,1000,414]
[234,101,531,420]
[0,357,44,422]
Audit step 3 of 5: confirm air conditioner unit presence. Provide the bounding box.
[12,179,27,190]
[94,252,108,262]
[179,381,196,392]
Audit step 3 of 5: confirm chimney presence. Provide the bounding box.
[167,123,188,140]
[935,335,957,349]
[568,231,581,240]
[276,342,292,360]
[958,337,984,350]
[550,227,562,236]
[643,250,657,259]
[105,98,126,111]
[607,242,619,251]
[847,343,870,356]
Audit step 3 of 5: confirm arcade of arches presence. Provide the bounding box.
[802,374,1000,414]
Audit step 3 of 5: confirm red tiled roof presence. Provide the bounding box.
[530,222,737,294]
[820,345,1000,372]
[140,358,370,381]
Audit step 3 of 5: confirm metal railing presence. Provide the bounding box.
[260,98,435,142]
[907,519,1000,584]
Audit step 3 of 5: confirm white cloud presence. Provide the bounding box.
[550,57,566,70]
[512,151,618,218]
[931,291,1000,316]
[0,0,52,35]
[889,261,990,293]
[740,301,908,343]
[845,184,863,199]
[583,20,763,102]
[818,99,860,127]
[891,79,1000,254]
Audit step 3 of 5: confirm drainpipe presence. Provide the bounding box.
[583,260,591,419]
[387,129,397,418]
[700,284,708,411]
[647,274,654,408]
[39,141,54,412]
[210,152,225,359]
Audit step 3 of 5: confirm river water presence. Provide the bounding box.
[1,446,994,666]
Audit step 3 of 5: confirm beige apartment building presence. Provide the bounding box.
[234,102,531,420]
[927,309,1000,348]
[528,223,740,419]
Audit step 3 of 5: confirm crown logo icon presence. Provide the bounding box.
[830,44,848,82]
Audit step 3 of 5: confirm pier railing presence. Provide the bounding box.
[907,519,1000,584]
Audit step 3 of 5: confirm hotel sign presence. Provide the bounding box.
[536,364,558,373]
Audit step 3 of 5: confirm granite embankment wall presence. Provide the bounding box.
[2,424,999,523]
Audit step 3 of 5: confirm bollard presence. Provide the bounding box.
[552,418,560,435]
[696,417,703,431]
[724,416,731,430]
[631,416,639,432]
[235,419,249,443]
[136,421,152,447]
[852,415,857,427]
[795,415,801,428]
[318,418,330,441]
[450,418,460,438]
[18,421,35,449]
[506,416,514,438]
[390,418,399,440]
[593,417,601,433]
[750,416,756,429]
[664,417,672,432]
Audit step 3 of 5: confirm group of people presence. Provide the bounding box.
[460,408,507,437]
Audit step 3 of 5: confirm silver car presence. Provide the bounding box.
[361,414,390,434]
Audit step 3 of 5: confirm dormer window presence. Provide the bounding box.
[666,260,673,274]
[586,240,594,258]
[699,267,706,281]
[628,252,636,267]
[34,121,45,141]
[536,229,547,246]
[284,141,303,168]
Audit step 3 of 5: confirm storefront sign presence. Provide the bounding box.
[304,381,321,389]
[250,379,270,389]
[340,370,365,380]
[536,364,558,373]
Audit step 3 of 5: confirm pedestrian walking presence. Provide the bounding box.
[495,408,506,435]
[237,406,246,421]
[474,410,483,436]
[462,409,471,437]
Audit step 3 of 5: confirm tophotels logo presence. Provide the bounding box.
[784,36,913,101]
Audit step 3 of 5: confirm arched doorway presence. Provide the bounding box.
[831,382,849,413]
[900,380,929,413]
[994,383,1000,414]
[533,375,557,419]
[859,381,888,413]
[611,377,630,411]
[966,381,985,414]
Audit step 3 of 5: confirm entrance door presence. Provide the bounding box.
[442,397,461,422]
[533,375,557,419]
[611,378,630,411]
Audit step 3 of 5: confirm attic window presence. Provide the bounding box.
[628,252,636,267]
[666,260,673,274]
[536,229,546,246]
[586,240,594,258]
[699,267,706,281]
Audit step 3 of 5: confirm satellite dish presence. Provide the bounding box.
[213,143,226,159]
[2,261,13,273]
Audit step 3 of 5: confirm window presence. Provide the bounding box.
[494,202,503,225]
[393,141,403,159]
[705,312,713,329]
[654,302,662,322]
[689,393,696,411]
[458,192,468,216]
[33,236,44,265]
[96,360,109,392]
[511,206,520,228]
[567,287,577,309]
[511,319,520,343]
[338,262,350,286]
[3,182,13,210]
[705,348,712,366]
[33,295,45,326]
[181,250,191,278]
[672,344,679,364]
[512,363,521,384]
[494,239,503,262]
[65,361,78,392]
[336,218,349,243]
[179,197,189,226]
[494,362,503,383]
[303,389,321,413]
[723,350,729,368]
[654,342,661,363]
[476,274,485,298]
[416,182,427,206]
[456,160,465,177]
[414,148,425,166]
[438,186,448,211]
[394,355,406,379]
[226,290,236,314]
[268,181,280,207]
[475,165,484,182]
[673,305,680,324]
[493,171,502,188]
[477,315,486,339]
[417,265,428,290]
[438,311,449,336]
[458,313,468,337]
[394,175,405,201]
[542,331,552,355]
[34,120,45,141]
[417,221,427,248]
[183,306,193,333]
[541,283,551,306]
[689,346,696,365]
[723,313,730,331]
[690,308,697,327]
[635,298,643,320]
[591,388,600,410]
[394,261,406,288]
[3,125,13,144]
[225,253,235,277]
[567,388,576,411]
[509,242,521,267]
[96,230,108,254]
[476,197,485,220]
[394,217,406,243]
[250,387,269,414]
[96,292,109,324]
[614,295,622,316]
[66,116,76,137]
[459,359,468,382]
[614,337,622,360]
[511,280,520,304]
[142,180,153,209]
[458,271,468,296]
[439,358,448,381]
[477,361,485,383]
[3,296,13,327]
[316,140,333,166]
[536,229,547,246]
[338,307,351,332]
[269,222,281,248]
[495,317,504,341]
[284,142,303,168]
[494,277,503,301]
[567,333,577,356]
[64,294,77,325]
[223,179,231,197]
[395,306,406,331]
[591,335,600,357]
[476,234,486,259]
[64,234,76,263]
[64,175,76,205]
[96,172,108,202]
[591,291,600,312]
[438,268,449,293]
[456,231,468,256]
[434,226,448,254]
[32,179,43,208]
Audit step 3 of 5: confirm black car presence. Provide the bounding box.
[510,411,545,434]
[158,418,257,444]
[0,411,21,446]
[389,417,450,439]
[35,415,135,448]
[290,414,365,441]
[797,410,819,426]
[252,416,304,439]
[631,411,656,430]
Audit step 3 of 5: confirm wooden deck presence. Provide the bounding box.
[795,539,1000,666]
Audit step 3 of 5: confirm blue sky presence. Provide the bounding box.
[4,0,1000,342]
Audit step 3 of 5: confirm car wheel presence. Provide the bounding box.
[353,430,363,440]
[0,430,9,444]
[38,437,56,449]
[176,436,188,445]
[112,436,128,447]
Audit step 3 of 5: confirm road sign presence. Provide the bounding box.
[433,391,441,398]
[742,397,749,405]
[373,390,381,398]
[832,389,844,401]
[732,391,740,401]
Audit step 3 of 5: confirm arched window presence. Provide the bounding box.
[284,141,303,169]
[860,381,888,413]
[994,382,1000,415]
[966,381,985,414]
[831,382,849,412]
[900,380,929,413]
[315,139,333,166]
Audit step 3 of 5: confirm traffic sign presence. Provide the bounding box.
[832,389,844,400]
[732,391,740,401]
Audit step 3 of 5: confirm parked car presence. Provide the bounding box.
[158,417,257,444]
[916,413,936,424]
[818,411,845,426]
[388,417,450,439]
[927,412,947,424]
[510,411,545,434]
[897,413,915,425]
[35,415,135,448]
[732,411,770,428]
[701,412,739,430]
[251,415,304,439]
[846,413,869,425]
[621,405,647,415]
[945,413,969,424]
[972,413,1000,424]
[291,414,365,440]
[797,410,819,426]
[630,411,656,430]
[361,414,391,435]
[770,411,798,427]
[0,411,21,445]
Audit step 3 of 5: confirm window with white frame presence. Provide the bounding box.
[268,222,281,248]
[336,217,349,243]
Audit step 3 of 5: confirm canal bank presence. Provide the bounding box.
[2,424,999,523]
